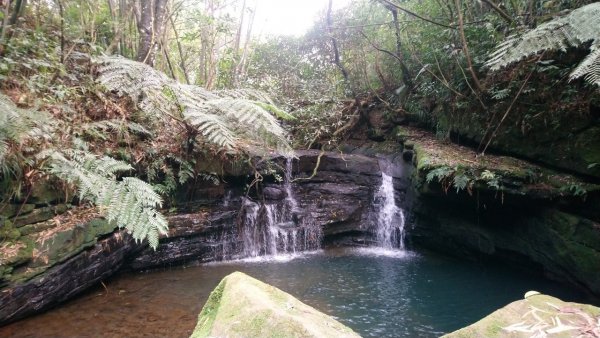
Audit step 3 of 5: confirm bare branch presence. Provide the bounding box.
[481,0,514,24]
[377,0,456,30]
[454,0,484,92]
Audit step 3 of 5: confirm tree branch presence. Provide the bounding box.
[378,0,456,30]
[327,0,353,96]
[454,0,484,92]
[480,54,543,155]
[480,0,514,24]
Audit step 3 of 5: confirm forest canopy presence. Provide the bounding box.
[1,0,598,247]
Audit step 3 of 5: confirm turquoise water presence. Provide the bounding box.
[0,247,589,337]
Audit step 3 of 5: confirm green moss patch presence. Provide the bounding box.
[191,271,360,338]
[401,126,599,198]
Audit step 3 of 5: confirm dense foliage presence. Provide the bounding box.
[1,0,598,248]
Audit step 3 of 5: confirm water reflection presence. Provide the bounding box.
[0,248,590,338]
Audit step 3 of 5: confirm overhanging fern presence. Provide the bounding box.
[96,56,294,156]
[486,3,600,88]
[0,94,53,163]
[43,150,168,249]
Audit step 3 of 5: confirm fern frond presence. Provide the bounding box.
[95,156,133,177]
[213,88,275,104]
[122,177,163,207]
[209,98,285,136]
[486,3,600,89]
[96,56,293,155]
[44,150,168,249]
[0,94,54,163]
[184,108,238,149]
[569,43,600,87]
[0,140,8,162]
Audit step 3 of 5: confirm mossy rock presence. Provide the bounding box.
[406,126,600,199]
[26,179,66,205]
[0,219,21,241]
[393,126,411,143]
[0,237,34,283]
[524,210,600,295]
[0,238,33,267]
[29,218,116,269]
[13,204,69,228]
[443,293,600,337]
[17,220,58,236]
[0,203,35,218]
[191,272,360,338]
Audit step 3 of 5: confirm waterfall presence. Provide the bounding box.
[373,171,406,250]
[284,158,298,212]
[234,157,322,259]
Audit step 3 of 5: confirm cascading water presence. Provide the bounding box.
[372,170,406,250]
[233,157,322,259]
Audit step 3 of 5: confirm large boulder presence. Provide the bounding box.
[444,292,600,337]
[191,272,360,338]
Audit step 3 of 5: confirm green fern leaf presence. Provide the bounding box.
[44,150,168,249]
[95,56,293,155]
[486,3,600,88]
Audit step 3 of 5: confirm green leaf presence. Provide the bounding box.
[453,174,470,193]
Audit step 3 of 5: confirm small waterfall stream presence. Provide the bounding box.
[231,158,322,259]
[372,169,406,250]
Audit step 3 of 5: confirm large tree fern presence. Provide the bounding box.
[45,150,168,248]
[486,2,600,88]
[96,56,294,156]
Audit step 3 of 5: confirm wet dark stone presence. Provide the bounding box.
[0,232,140,326]
[131,206,241,270]
[294,150,381,177]
[263,186,285,200]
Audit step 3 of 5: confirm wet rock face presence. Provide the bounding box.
[0,232,140,325]
[406,127,600,297]
[412,195,600,296]
[130,208,241,269]
[131,150,409,267]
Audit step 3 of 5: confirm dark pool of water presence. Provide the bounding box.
[0,247,590,337]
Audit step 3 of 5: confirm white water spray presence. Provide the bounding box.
[373,171,405,250]
[234,157,322,259]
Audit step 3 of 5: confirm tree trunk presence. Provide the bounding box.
[8,0,25,27]
[388,4,413,89]
[231,0,246,87]
[236,4,255,87]
[1,0,26,54]
[136,0,168,67]
[169,14,190,84]
[0,0,12,55]
[326,0,353,96]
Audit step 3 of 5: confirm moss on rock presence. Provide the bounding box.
[191,272,360,338]
[402,126,599,200]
